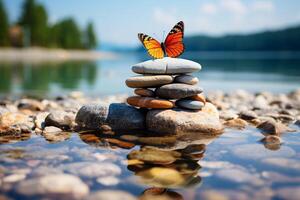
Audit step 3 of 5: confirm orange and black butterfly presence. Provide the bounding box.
[138,21,184,59]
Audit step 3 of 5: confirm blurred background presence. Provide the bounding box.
[0,0,300,97]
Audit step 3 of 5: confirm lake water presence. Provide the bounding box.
[0,51,300,97]
[0,51,300,199]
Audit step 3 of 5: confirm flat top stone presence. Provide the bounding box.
[132,57,201,75]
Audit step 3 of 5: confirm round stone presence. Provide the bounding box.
[176,99,204,110]
[127,96,174,109]
[134,88,155,97]
[174,75,199,85]
[132,57,201,75]
[75,103,145,130]
[126,75,173,88]
[155,83,203,99]
[146,102,223,134]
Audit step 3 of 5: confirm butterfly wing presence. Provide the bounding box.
[164,21,185,58]
[138,33,164,59]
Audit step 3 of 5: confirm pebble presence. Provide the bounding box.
[132,57,201,75]
[75,103,145,130]
[146,103,223,134]
[43,131,71,143]
[257,119,291,135]
[34,112,49,129]
[16,174,89,198]
[175,99,204,110]
[239,110,258,120]
[220,110,238,120]
[44,111,75,130]
[43,126,63,134]
[155,83,203,99]
[87,190,136,200]
[134,88,155,97]
[17,99,45,111]
[174,74,199,85]
[126,75,173,88]
[223,118,248,129]
[127,96,174,109]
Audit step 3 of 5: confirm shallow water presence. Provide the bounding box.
[0,126,300,199]
[0,51,300,97]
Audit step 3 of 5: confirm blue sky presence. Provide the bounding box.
[4,0,300,46]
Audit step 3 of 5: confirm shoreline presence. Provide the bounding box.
[0,47,118,63]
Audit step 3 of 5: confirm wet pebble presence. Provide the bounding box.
[45,111,75,130]
[223,118,247,129]
[43,126,63,134]
[239,110,258,120]
[34,112,49,129]
[17,99,45,111]
[257,119,293,135]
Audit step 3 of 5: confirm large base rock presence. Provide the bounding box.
[75,103,145,130]
[146,103,223,135]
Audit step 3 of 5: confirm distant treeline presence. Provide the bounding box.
[184,25,300,51]
[0,0,97,49]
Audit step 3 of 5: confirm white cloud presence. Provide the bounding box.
[200,3,218,15]
[220,0,247,15]
[251,1,275,12]
[153,7,178,26]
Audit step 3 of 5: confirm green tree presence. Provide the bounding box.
[19,0,49,46]
[0,0,10,46]
[84,22,97,49]
[50,18,83,49]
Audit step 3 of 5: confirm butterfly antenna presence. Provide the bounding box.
[162,31,166,41]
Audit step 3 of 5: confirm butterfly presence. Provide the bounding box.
[138,21,184,59]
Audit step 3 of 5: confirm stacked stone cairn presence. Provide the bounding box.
[126,57,205,110]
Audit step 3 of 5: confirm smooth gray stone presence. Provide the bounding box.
[176,99,204,110]
[75,103,145,130]
[155,83,203,99]
[132,57,201,74]
[174,75,199,85]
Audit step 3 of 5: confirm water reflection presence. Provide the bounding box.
[0,61,97,95]
[78,131,218,190]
